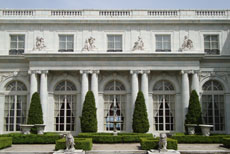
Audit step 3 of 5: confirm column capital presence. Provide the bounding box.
[140,70,150,74]
[191,70,200,74]
[181,70,190,74]
[130,70,139,74]
[80,70,91,74]
[28,70,37,74]
[41,70,49,74]
[91,70,100,74]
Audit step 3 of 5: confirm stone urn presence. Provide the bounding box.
[185,124,197,135]
[35,124,46,135]
[20,124,34,134]
[199,124,213,136]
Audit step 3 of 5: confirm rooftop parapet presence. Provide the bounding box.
[0,9,229,20]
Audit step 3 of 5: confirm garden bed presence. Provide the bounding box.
[223,138,230,148]
[0,132,61,144]
[55,138,92,150]
[0,137,12,149]
[77,133,153,143]
[170,133,230,143]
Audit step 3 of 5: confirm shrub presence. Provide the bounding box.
[80,91,97,132]
[27,92,44,133]
[0,137,12,149]
[0,133,61,144]
[132,91,149,133]
[55,138,92,150]
[223,138,230,148]
[185,90,202,133]
[171,134,230,143]
[78,133,153,143]
[140,138,177,150]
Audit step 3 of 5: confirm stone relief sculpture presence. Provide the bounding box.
[181,36,193,51]
[33,37,46,51]
[132,36,144,51]
[65,133,75,152]
[159,133,167,152]
[82,37,96,51]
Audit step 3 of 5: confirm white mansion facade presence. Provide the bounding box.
[0,9,230,135]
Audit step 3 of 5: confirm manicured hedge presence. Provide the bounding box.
[55,138,92,151]
[0,133,61,144]
[223,138,230,148]
[0,137,12,149]
[140,138,177,150]
[171,134,230,143]
[78,133,153,143]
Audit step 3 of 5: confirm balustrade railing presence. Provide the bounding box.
[0,9,229,19]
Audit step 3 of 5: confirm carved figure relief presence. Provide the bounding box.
[132,36,144,51]
[82,37,96,51]
[181,36,193,51]
[33,37,46,51]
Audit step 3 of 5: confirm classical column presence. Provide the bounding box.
[28,70,38,101]
[130,70,139,131]
[181,70,190,127]
[91,70,100,130]
[191,71,200,95]
[141,70,151,132]
[80,70,89,113]
[40,70,48,126]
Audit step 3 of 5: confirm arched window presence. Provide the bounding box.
[202,80,225,131]
[104,80,126,131]
[4,80,27,131]
[152,80,175,131]
[54,80,77,131]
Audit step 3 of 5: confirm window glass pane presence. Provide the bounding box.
[211,36,218,41]
[11,36,17,41]
[163,35,170,42]
[156,42,162,50]
[10,42,17,49]
[59,42,66,50]
[204,35,210,41]
[212,42,219,49]
[204,42,210,49]
[115,42,122,49]
[67,42,73,49]
[108,36,114,42]
[18,35,25,41]
[18,42,25,49]
[107,35,122,51]
[59,35,66,42]
[156,35,162,42]
[67,36,73,42]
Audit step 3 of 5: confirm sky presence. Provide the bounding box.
[0,0,229,9]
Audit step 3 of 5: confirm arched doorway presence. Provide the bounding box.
[202,80,225,132]
[103,80,126,131]
[4,80,27,131]
[54,80,77,131]
[152,80,175,131]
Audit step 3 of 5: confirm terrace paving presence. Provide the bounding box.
[0,143,229,152]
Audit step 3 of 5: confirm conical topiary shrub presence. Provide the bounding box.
[80,91,97,132]
[132,91,150,133]
[27,92,43,133]
[185,90,203,133]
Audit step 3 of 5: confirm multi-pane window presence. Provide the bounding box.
[107,35,122,52]
[153,80,175,131]
[155,35,171,52]
[54,80,77,131]
[10,35,25,55]
[202,80,225,131]
[204,35,219,55]
[104,80,126,131]
[4,81,27,131]
[59,35,74,52]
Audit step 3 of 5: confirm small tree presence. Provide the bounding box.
[185,90,203,125]
[80,91,97,132]
[132,91,150,133]
[27,92,43,133]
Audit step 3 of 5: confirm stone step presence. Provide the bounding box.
[86,150,147,154]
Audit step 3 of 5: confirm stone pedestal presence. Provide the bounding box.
[148,150,180,154]
[54,150,84,154]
